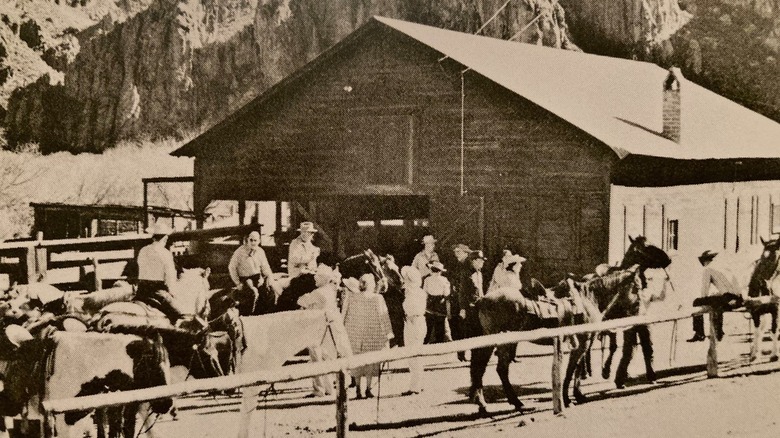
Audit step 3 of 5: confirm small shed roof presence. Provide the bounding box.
[174,17,780,161]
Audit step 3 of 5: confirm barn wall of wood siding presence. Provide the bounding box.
[191,26,619,282]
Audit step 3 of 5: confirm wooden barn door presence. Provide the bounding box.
[429,195,485,262]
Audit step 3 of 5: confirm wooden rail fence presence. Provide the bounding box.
[43,306,719,437]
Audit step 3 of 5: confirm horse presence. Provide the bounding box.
[235,309,352,438]
[468,275,602,413]
[1,331,171,438]
[746,236,780,362]
[593,235,672,380]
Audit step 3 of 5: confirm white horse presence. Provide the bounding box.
[235,309,351,438]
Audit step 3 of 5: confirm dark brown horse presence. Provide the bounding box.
[595,235,672,380]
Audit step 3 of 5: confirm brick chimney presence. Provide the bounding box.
[662,67,682,143]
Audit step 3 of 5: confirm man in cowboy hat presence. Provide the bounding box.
[412,235,440,279]
[423,261,451,344]
[229,231,278,314]
[288,222,321,278]
[449,244,472,360]
[136,221,186,324]
[462,250,487,339]
[688,250,737,342]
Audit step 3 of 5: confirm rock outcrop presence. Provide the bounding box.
[4,0,583,153]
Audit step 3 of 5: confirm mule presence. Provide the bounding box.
[746,237,780,362]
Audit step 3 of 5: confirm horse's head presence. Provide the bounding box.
[172,267,212,319]
[622,235,671,271]
[749,236,780,298]
[338,249,387,292]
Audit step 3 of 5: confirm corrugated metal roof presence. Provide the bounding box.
[375,16,780,160]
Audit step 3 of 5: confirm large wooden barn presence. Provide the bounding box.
[174,17,780,283]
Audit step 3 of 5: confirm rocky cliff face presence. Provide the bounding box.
[9,0,766,154]
[4,0,583,152]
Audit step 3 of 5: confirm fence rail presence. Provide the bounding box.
[43,305,718,438]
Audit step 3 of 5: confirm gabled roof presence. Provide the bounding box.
[174,16,780,160]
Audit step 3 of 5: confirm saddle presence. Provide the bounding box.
[525,297,583,324]
[95,301,172,332]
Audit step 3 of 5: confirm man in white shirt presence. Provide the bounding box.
[228,231,276,314]
[689,250,737,342]
[287,222,321,278]
[136,221,185,323]
[412,235,440,279]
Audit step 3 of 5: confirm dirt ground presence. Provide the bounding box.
[150,312,780,437]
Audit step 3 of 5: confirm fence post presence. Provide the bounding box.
[552,336,564,415]
[92,258,102,291]
[706,310,719,378]
[336,369,349,438]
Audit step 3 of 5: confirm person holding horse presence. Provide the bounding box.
[688,250,737,342]
[449,243,472,361]
[614,269,670,389]
[412,235,440,279]
[401,266,427,395]
[135,221,186,324]
[287,222,321,278]
[423,261,451,344]
[228,231,278,314]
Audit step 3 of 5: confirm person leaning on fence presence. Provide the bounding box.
[342,274,393,399]
[614,270,670,389]
[287,222,321,278]
[423,261,451,344]
[449,243,472,361]
[412,235,440,279]
[401,266,427,395]
[688,250,737,342]
[228,231,279,314]
[135,221,186,324]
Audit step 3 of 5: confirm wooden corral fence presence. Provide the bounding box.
[43,307,720,438]
[0,224,261,290]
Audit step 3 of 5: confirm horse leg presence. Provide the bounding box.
[237,386,260,438]
[602,332,618,379]
[469,346,493,413]
[562,336,578,408]
[771,305,779,362]
[495,344,524,412]
[750,314,764,361]
[571,334,591,404]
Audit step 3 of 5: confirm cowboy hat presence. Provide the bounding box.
[421,235,436,245]
[452,243,471,253]
[342,277,361,293]
[145,220,173,236]
[427,261,446,272]
[5,325,33,347]
[297,222,318,233]
[468,250,486,261]
[698,250,718,264]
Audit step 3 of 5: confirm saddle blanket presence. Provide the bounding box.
[525,297,582,321]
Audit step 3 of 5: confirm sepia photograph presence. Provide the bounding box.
[1,0,780,436]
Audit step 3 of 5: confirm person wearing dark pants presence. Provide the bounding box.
[136,221,185,324]
[614,272,669,389]
[449,244,472,361]
[615,325,655,388]
[689,250,735,342]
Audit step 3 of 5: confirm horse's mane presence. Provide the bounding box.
[581,267,638,308]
